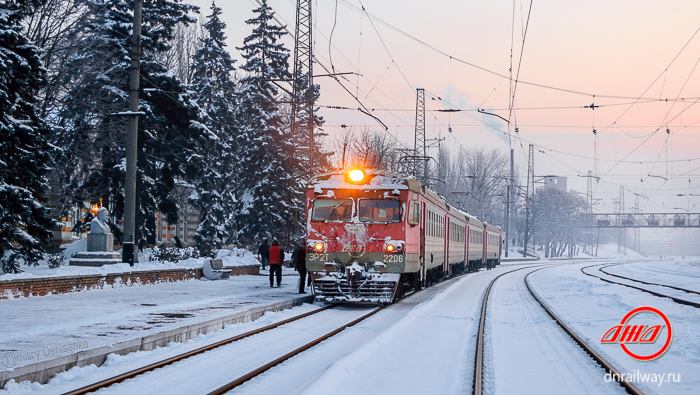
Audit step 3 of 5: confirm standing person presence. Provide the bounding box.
[268,240,284,287]
[257,238,269,270]
[290,246,297,269]
[293,244,307,293]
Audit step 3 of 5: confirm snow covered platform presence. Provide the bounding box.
[0,268,311,388]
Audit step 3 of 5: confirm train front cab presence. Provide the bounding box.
[305,172,422,304]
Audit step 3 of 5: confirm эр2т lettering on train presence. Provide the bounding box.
[305,168,502,304]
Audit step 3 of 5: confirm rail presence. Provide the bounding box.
[207,305,390,394]
[473,265,540,395]
[581,264,700,308]
[64,305,334,395]
[525,268,645,395]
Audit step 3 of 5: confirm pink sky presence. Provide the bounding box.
[190,0,700,212]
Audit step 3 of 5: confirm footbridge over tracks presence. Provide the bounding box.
[580,213,700,228]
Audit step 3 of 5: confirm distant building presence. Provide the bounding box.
[156,210,198,245]
[544,176,567,191]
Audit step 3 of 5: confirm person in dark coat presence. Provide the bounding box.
[293,244,307,293]
[290,247,297,269]
[257,238,270,270]
[268,240,284,287]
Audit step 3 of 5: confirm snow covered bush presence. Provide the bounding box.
[46,252,64,269]
[149,245,201,264]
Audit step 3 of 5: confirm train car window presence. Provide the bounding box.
[408,202,420,226]
[311,199,353,222]
[359,200,401,222]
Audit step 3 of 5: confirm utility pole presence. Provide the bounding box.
[586,170,593,254]
[618,186,626,255]
[523,144,534,258]
[122,0,142,265]
[504,184,510,257]
[634,194,641,253]
[291,0,313,174]
[414,88,426,184]
[505,148,514,257]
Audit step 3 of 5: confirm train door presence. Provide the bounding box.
[444,217,450,276]
[463,224,468,271]
[420,201,426,288]
[465,225,470,272]
[482,229,486,267]
[498,234,502,265]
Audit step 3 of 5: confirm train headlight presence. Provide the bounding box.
[386,244,395,252]
[314,242,325,252]
[348,169,365,183]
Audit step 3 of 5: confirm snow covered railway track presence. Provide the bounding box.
[473,265,540,395]
[64,305,334,395]
[581,264,700,308]
[524,268,645,395]
[206,304,389,395]
[599,264,700,296]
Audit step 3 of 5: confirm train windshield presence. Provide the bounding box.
[358,200,401,222]
[311,199,353,222]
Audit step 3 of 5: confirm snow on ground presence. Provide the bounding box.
[483,265,627,395]
[528,262,700,394]
[295,269,506,395]
[501,243,647,264]
[602,259,700,293]
[228,279,462,395]
[0,243,260,282]
[1,272,476,395]
[0,303,322,395]
[87,307,377,395]
[0,266,305,374]
[3,255,699,394]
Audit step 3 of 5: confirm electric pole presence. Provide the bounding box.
[505,148,514,257]
[123,0,142,265]
[505,184,510,257]
[414,88,426,184]
[523,144,534,258]
[618,186,626,255]
[586,170,593,254]
[634,194,641,253]
[291,0,314,175]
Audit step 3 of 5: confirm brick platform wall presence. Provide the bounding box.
[0,265,259,299]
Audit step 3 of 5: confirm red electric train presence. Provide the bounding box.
[305,168,502,303]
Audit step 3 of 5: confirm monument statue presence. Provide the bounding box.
[90,207,111,234]
[70,206,121,266]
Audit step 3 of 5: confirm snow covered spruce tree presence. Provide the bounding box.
[54,0,210,246]
[0,0,57,273]
[189,2,238,250]
[235,0,301,246]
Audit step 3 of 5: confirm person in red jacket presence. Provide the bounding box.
[268,240,284,287]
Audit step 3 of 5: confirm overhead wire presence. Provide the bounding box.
[334,0,693,101]
[508,0,534,125]
[266,1,700,201]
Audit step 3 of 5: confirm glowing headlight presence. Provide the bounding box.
[348,169,365,183]
[386,244,395,252]
[314,242,325,251]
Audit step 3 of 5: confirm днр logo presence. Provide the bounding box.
[600,306,673,361]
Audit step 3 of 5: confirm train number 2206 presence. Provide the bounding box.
[383,254,404,263]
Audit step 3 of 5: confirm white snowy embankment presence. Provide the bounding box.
[501,243,647,263]
[0,240,260,282]
[528,261,700,395]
